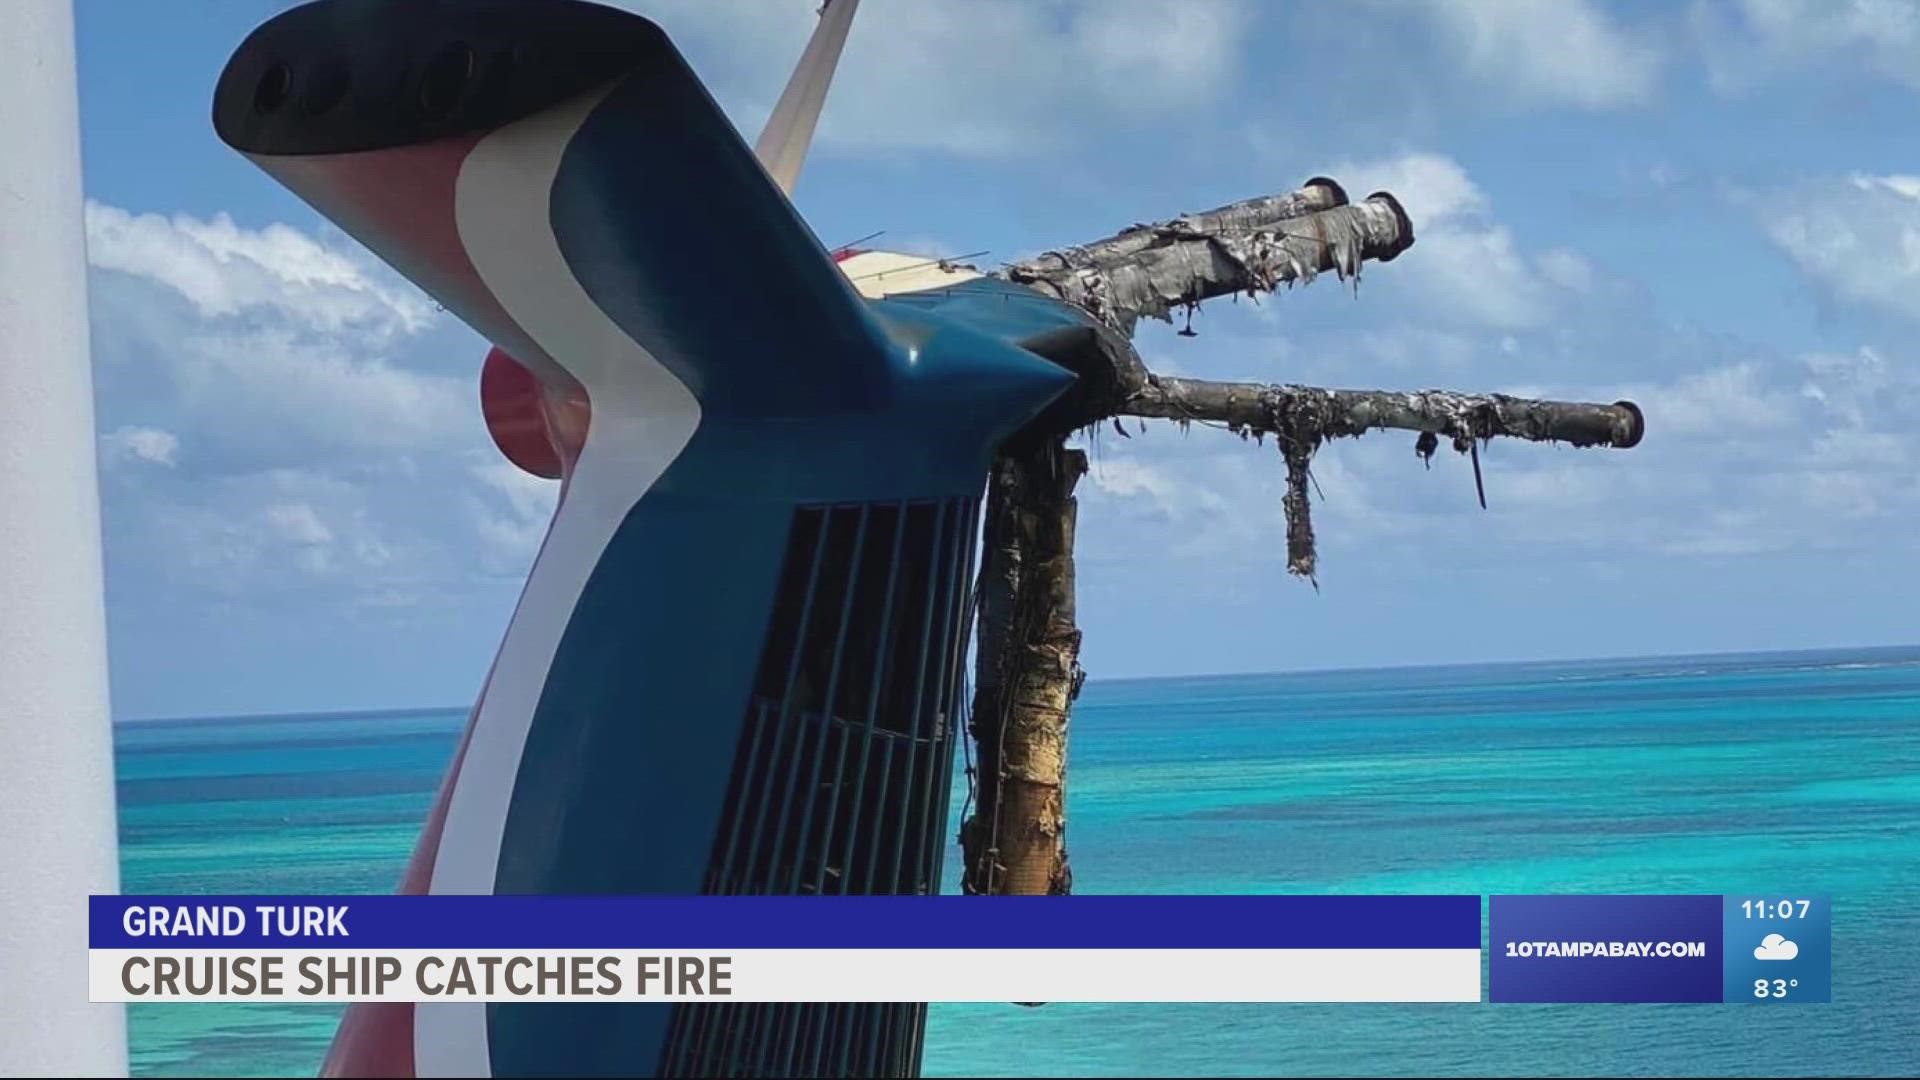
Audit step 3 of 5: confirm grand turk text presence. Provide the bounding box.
[124,903,349,938]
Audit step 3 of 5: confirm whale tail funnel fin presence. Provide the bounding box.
[212,0,899,420]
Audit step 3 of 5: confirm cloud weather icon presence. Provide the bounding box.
[1754,933,1799,961]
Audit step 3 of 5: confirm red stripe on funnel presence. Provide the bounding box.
[247,138,578,398]
[320,669,487,1078]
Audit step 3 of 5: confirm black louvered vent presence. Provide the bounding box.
[658,497,977,1078]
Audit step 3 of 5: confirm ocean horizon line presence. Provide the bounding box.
[114,640,1920,727]
[1093,639,1920,686]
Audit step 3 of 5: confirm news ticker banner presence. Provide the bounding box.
[89,894,1828,1005]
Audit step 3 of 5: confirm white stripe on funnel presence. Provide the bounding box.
[415,80,700,1078]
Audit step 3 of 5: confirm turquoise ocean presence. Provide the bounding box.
[117,647,1920,1076]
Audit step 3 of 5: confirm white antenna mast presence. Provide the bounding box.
[753,0,861,195]
[0,1,127,1075]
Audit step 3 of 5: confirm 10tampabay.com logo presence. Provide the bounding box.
[1489,894,1830,1003]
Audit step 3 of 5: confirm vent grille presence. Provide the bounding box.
[659,498,977,1078]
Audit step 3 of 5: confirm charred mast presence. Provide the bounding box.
[959,179,1644,898]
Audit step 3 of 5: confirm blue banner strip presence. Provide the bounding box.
[92,895,1480,950]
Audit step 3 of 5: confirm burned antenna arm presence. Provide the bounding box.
[1123,377,1644,450]
[964,176,1648,905]
[1120,376,1645,579]
[1001,183,1411,337]
[987,177,1645,578]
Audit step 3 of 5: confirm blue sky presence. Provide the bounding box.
[75,0,1920,719]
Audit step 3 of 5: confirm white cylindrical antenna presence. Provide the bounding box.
[754,0,861,195]
[0,1,128,1075]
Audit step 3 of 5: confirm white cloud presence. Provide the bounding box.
[1073,0,1249,104]
[1081,441,1277,567]
[1619,362,1799,439]
[1757,174,1920,323]
[1856,174,1920,201]
[264,501,334,547]
[1801,345,1899,425]
[1695,0,1920,96]
[85,202,471,467]
[1536,249,1595,294]
[265,500,337,574]
[1271,324,1492,381]
[639,0,1250,156]
[1545,346,1920,556]
[469,461,559,568]
[101,426,179,468]
[1325,153,1552,329]
[84,202,435,338]
[1088,455,1227,521]
[86,201,505,612]
[170,328,471,462]
[115,469,411,595]
[1401,0,1663,108]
